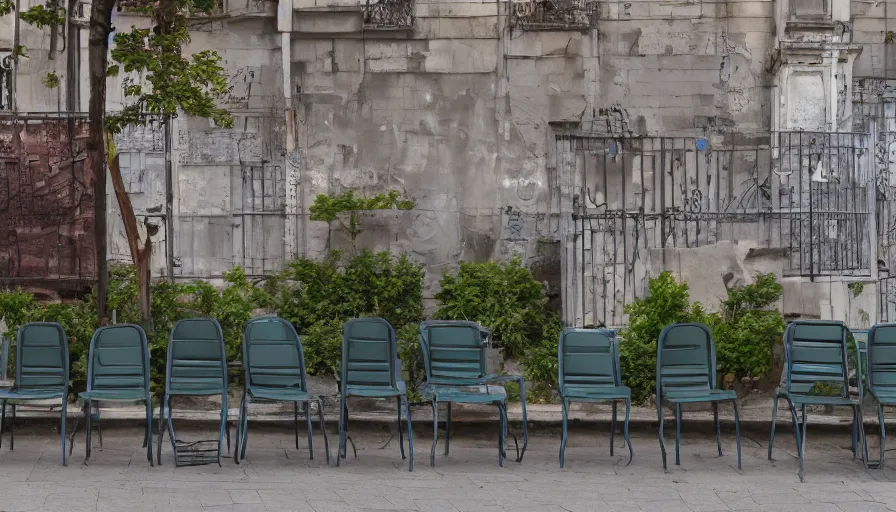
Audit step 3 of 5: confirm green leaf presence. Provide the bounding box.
[19,1,65,28]
[41,71,59,89]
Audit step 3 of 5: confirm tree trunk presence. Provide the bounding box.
[106,136,153,327]
[87,0,115,325]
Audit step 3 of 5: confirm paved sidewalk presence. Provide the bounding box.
[0,422,893,511]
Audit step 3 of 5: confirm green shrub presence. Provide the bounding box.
[435,257,548,360]
[271,250,425,380]
[619,271,699,404]
[707,273,785,380]
[619,271,787,405]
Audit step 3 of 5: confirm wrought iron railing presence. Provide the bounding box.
[363,0,414,30]
[510,0,597,31]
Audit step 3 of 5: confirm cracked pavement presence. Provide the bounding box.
[0,422,893,512]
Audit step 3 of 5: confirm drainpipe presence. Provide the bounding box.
[279,0,300,260]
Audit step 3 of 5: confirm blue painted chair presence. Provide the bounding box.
[558,328,632,468]
[157,317,230,466]
[860,322,896,469]
[234,316,328,465]
[76,324,153,465]
[657,323,741,471]
[768,320,865,481]
[0,322,69,465]
[338,317,413,471]
[418,320,528,467]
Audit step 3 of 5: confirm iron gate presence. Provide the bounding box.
[557,132,874,328]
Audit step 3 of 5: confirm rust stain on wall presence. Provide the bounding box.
[0,119,95,296]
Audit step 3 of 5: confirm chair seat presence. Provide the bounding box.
[78,389,148,402]
[423,384,507,404]
[870,388,896,405]
[346,380,406,398]
[248,386,314,402]
[776,388,859,406]
[663,389,737,403]
[562,385,631,401]
[0,388,65,401]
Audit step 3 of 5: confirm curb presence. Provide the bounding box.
[1,402,868,436]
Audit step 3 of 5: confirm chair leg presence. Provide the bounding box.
[880,404,887,468]
[61,397,68,467]
[852,406,859,459]
[294,402,300,450]
[610,401,617,457]
[337,395,346,467]
[768,396,778,460]
[397,396,405,460]
[560,398,568,468]
[713,402,723,457]
[732,399,742,470]
[402,394,413,472]
[515,376,529,462]
[93,403,103,450]
[145,400,153,467]
[304,401,314,461]
[0,399,6,449]
[430,400,438,467]
[445,402,451,456]
[9,403,14,451]
[623,398,633,466]
[217,395,228,466]
[84,401,92,465]
[799,404,808,482]
[674,403,681,466]
[157,400,165,465]
[234,394,245,464]
[316,397,330,466]
[239,394,249,462]
[497,402,506,468]
[657,401,667,471]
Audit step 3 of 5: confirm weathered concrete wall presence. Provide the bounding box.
[1,0,892,325]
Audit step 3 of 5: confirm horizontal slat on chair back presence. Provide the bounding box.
[658,324,712,393]
[343,318,395,389]
[424,323,485,384]
[167,318,226,395]
[560,330,616,387]
[786,322,847,396]
[17,323,68,391]
[91,325,148,392]
[869,324,896,392]
[245,318,305,390]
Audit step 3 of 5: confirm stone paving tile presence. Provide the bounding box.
[0,425,892,511]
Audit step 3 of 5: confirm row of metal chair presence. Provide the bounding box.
[560,320,896,482]
[1,316,884,480]
[0,316,529,472]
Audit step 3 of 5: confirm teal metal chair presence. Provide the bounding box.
[657,323,741,471]
[157,317,230,466]
[859,322,895,469]
[768,320,865,481]
[418,320,528,467]
[338,317,413,471]
[558,328,632,468]
[234,316,329,465]
[76,324,153,466]
[0,322,69,465]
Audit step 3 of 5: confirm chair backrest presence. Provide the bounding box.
[87,324,151,395]
[165,317,227,396]
[16,322,69,393]
[783,320,849,397]
[419,320,487,385]
[558,328,621,389]
[865,323,896,395]
[656,323,717,395]
[341,317,399,392]
[243,316,307,392]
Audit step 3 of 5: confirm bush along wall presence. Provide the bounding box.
[0,257,785,407]
[619,271,786,404]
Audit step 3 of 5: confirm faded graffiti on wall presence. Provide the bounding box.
[0,118,95,295]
